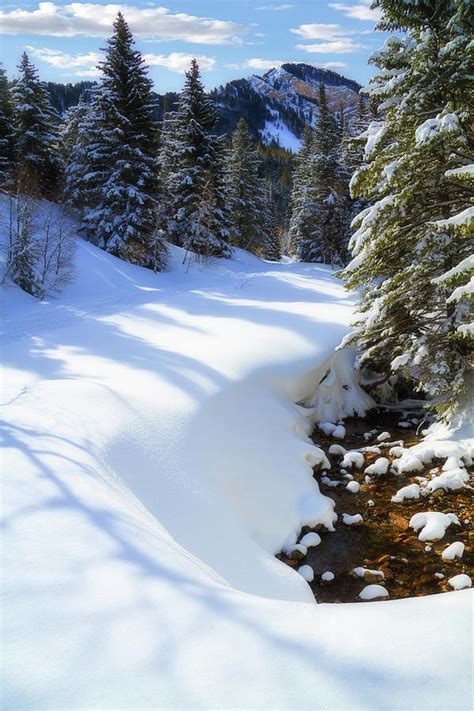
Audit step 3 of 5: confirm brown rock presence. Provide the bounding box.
[390,512,409,530]
[363,570,385,584]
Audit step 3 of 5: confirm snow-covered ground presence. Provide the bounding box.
[2,220,471,709]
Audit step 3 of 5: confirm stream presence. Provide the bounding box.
[278,411,473,603]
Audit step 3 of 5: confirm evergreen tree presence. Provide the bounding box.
[71,13,166,270]
[225,118,280,259]
[0,64,15,187]
[165,59,230,260]
[341,0,473,417]
[289,85,347,265]
[11,53,62,198]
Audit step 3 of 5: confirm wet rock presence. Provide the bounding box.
[390,512,409,530]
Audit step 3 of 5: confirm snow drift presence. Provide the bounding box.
[1,205,471,709]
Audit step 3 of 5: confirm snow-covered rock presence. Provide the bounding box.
[409,512,460,541]
[442,542,465,561]
[365,457,390,476]
[394,454,424,473]
[391,483,421,503]
[298,565,315,582]
[321,571,335,582]
[341,451,365,469]
[376,431,391,442]
[342,513,363,526]
[448,574,472,591]
[426,467,469,493]
[299,532,321,548]
[346,481,361,494]
[359,584,389,601]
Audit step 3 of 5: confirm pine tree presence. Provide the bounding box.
[165,59,230,260]
[341,0,473,417]
[225,118,280,259]
[0,64,15,187]
[11,53,62,198]
[71,13,166,270]
[289,85,347,265]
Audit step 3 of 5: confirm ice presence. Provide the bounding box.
[298,565,314,582]
[342,513,363,526]
[365,457,389,476]
[441,542,464,561]
[359,584,389,600]
[410,512,460,541]
[448,574,472,591]
[346,481,360,493]
[391,483,421,503]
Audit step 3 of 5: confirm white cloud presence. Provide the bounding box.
[247,58,284,69]
[296,39,364,53]
[26,46,102,76]
[314,61,348,69]
[255,3,294,10]
[0,3,248,44]
[144,52,216,73]
[26,45,215,76]
[329,1,381,22]
[291,23,354,40]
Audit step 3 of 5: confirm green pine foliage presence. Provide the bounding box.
[289,84,349,265]
[11,53,62,199]
[225,118,280,260]
[0,64,15,187]
[73,13,166,270]
[164,59,230,260]
[341,0,473,417]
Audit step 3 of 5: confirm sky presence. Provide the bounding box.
[0,0,387,91]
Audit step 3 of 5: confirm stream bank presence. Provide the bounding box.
[278,410,473,602]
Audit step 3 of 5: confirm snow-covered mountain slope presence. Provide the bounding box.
[212,63,361,152]
[2,212,471,709]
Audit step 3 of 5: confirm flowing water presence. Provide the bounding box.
[278,412,473,603]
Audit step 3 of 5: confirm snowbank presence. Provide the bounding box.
[1,204,472,709]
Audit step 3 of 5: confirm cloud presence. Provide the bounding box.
[247,58,284,69]
[143,52,216,73]
[314,61,348,69]
[226,58,348,72]
[0,3,248,44]
[296,39,364,53]
[329,1,381,21]
[291,23,355,40]
[26,45,215,76]
[255,3,293,10]
[26,46,102,76]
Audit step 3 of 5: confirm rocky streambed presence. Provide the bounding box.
[277,411,473,603]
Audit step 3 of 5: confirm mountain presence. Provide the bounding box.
[211,63,361,152]
[46,63,360,153]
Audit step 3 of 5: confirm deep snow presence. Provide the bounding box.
[1,212,472,709]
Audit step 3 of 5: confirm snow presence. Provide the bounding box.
[260,119,302,153]
[394,454,424,473]
[391,483,421,503]
[346,481,361,494]
[341,451,365,469]
[442,542,464,562]
[410,512,460,541]
[300,531,321,548]
[359,585,389,601]
[321,571,335,582]
[448,574,472,591]
[376,431,391,442]
[433,206,474,229]
[415,113,459,145]
[298,565,314,582]
[365,457,390,476]
[342,513,363,526]
[2,200,472,709]
[329,443,346,456]
[319,422,346,439]
[426,467,469,493]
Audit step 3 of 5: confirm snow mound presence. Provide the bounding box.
[442,542,465,561]
[448,574,472,591]
[409,512,460,541]
[365,457,389,476]
[391,483,421,503]
[359,584,389,600]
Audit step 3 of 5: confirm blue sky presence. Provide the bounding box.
[0,1,387,90]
